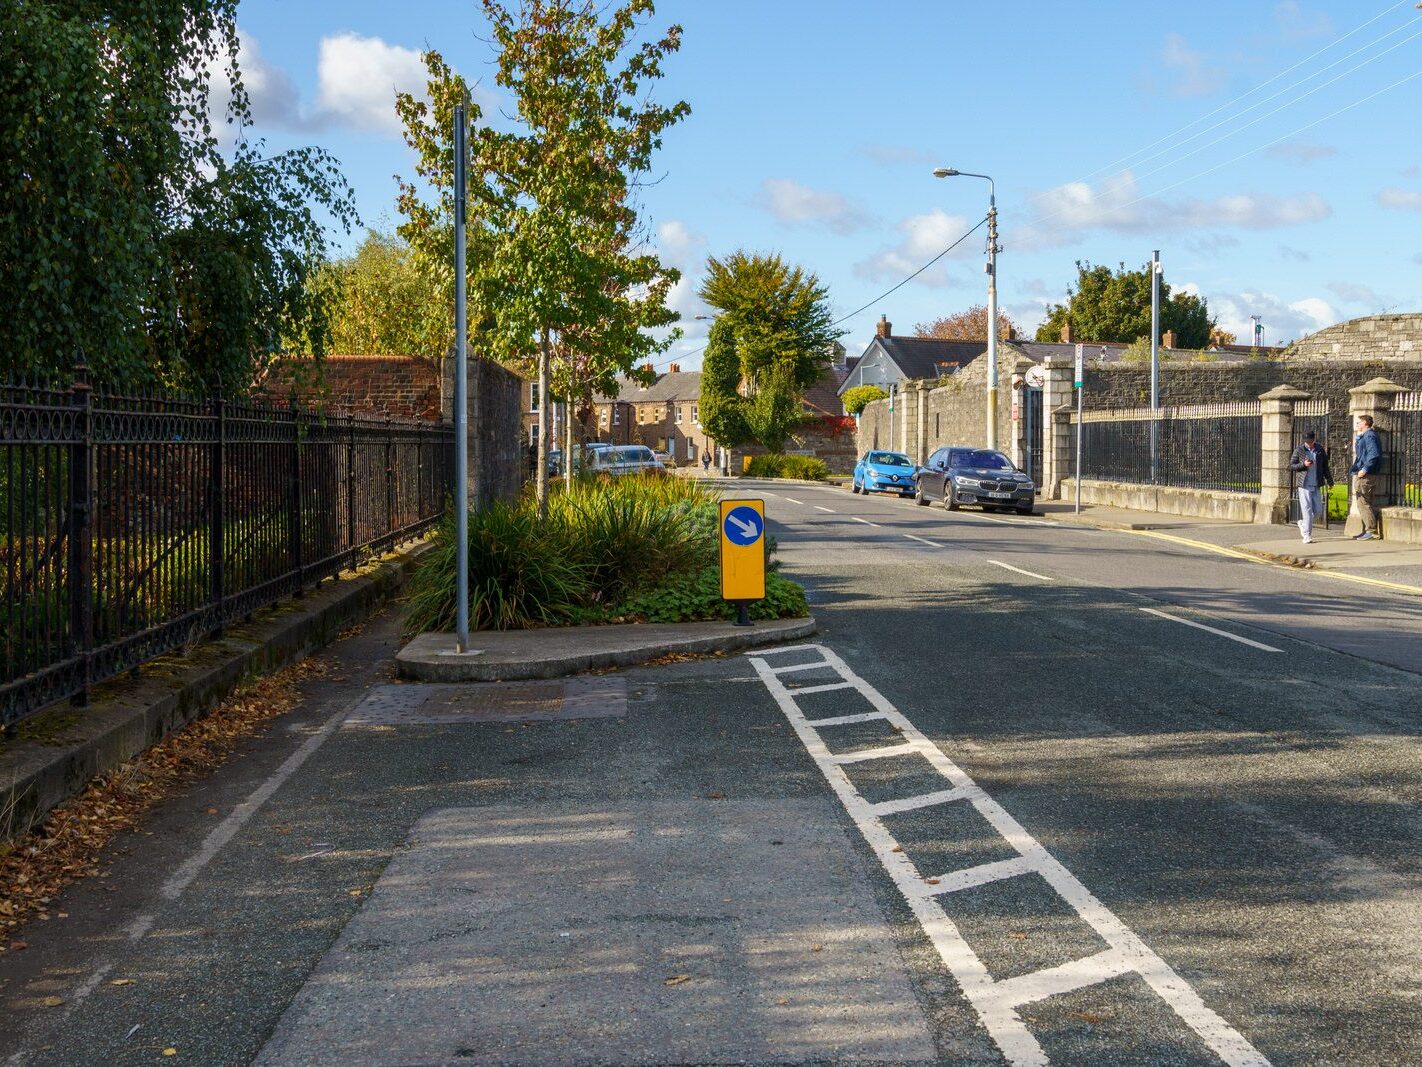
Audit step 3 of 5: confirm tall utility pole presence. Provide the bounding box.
[1251,315,1264,348]
[1150,250,1161,484]
[932,167,998,449]
[452,102,470,653]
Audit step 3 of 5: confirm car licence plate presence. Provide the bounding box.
[987,491,1013,499]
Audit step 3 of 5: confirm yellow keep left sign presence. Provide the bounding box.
[719,498,766,602]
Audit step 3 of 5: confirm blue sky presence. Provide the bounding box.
[231,0,1422,367]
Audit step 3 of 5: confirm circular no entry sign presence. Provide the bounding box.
[722,505,764,546]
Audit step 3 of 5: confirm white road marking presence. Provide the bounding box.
[161,701,352,901]
[852,516,881,527]
[783,496,805,505]
[814,505,835,513]
[747,643,1270,1067]
[903,534,939,546]
[986,560,1055,581]
[1139,607,1284,653]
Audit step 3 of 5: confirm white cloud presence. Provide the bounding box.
[1377,188,1422,212]
[1326,281,1382,308]
[1278,244,1311,262]
[656,220,705,267]
[207,32,304,137]
[1207,289,1338,344]
[761,178,870,235]
[1275,1,1333,41]
[316,33,427,135]
[1017,171,1330,247]
[853,209,976,288]
[1264,141,1338,164]
[1184,233,1241,257]
[1161,34,1226,98]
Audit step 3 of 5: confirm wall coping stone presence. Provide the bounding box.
[1258,385,1312,401]
[1348,376,1408,397]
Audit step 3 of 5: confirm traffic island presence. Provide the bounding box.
[396,616,818,683]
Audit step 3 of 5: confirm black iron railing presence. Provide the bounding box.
[2,367,453,729]
[1078,402,1263,494]
[1393,396,1422,509]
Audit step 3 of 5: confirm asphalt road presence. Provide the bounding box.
[2,478,1420,1065]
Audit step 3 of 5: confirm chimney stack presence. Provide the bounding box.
[642,362,654,374]
[1004,323,1015,341]
[876,314,892,338]
[1162,329,1176,349]
[669,363,680,374]
[1060,322,1073,343]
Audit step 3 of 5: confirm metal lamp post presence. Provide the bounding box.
[933,167,999,450]
[1150,250,1161,484]
[452,102,470,652]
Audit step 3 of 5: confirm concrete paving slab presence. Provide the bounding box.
[396,616,818,682]
[257,802,936,1066]
[1234,534,1422,575]
[342,677,628,727]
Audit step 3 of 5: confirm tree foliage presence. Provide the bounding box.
[395,2,688,513]
[841,384,888,416]
[696,251,840,452]
[1,0,357,391]
[314,230,445,358]
[914,305,1020,342]
[1036,261,1215,349]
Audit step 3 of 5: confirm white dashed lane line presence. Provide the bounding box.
[852,517,881,527]
[903,534,939,547]
[1139,607,1284,653]
[986,560,1055,581]
[783,497,805,505]
[814,505,835,513]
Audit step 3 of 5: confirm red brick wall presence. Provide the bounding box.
[255,356,443,421]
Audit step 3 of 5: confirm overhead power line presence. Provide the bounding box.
[1073,0,1413,185]
[651,215,990,371]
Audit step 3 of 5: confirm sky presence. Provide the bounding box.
[229,0,1422,368]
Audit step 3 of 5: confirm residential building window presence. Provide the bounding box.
[674,404,683,424]
[613,407,621,425]
[529,425,539,446]
[692,403,699,424]
[529,383,540,412]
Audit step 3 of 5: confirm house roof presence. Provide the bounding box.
[876,336,987,379]
[594,370,701,404]
[802,364,849,417]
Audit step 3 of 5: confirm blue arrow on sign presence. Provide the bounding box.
[723,505,764,546]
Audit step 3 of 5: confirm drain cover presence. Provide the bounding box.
[344,677,627,727]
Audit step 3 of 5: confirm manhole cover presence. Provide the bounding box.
[344,677,627,727]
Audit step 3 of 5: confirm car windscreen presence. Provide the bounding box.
[868,452,911,466]
[949,450,1012,470]
[613,447,654,463]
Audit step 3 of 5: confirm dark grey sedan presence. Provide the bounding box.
[914,447,1035,515]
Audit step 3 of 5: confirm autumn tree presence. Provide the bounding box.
[841,384,888,416]
[1036,261,1215,349]
[314,230,446,358]
[914,305,1020,341]
[2,0,356,391]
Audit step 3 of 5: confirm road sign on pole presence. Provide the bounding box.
[719,499,766,625]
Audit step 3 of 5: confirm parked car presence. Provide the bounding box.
[587,444,666,478]
[852,450,917,496]
[548,443,616,476]
[914,447,1035,514]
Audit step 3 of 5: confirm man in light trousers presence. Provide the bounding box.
[1288,430,1331,544]
[1349,413,1383,541]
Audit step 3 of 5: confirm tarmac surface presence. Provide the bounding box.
[3,478,1422,1065]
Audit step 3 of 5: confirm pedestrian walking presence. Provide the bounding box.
[701,449,711,474]
[1288,430,1331,544]
[1349,413,1382,541]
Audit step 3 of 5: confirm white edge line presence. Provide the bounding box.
[1139,607,1284,653]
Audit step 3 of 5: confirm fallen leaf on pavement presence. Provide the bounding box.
[42,995,64,1007]
[163,1048,178,1057]
[110,978,135,986]
[664,975,691,987]
[8,940,27,951]
[811,943,823,952]
[924,878,940,885]
[1009,931,1028,941]
[1072,1010,1106,1024]
[775,996,790,1005]
[706,792,724,800]
[206,808,218,816]
[891,845,903,853]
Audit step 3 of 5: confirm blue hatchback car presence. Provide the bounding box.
[852,450,916,496]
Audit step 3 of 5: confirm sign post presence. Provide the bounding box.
[719,499,766,627]
[1073,343,1084,515]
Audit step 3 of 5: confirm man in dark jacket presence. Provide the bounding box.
[1349,414,1382,541]
[1288,431,1332,543]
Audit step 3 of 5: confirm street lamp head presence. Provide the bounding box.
[932,167,959,178]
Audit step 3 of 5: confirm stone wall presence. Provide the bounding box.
[256,355,442,420]
[443,356,525,507]
[855,356,1021,466]
[1285,314,1422,361]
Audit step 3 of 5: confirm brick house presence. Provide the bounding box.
[593,364,705,464]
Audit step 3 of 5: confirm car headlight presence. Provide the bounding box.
[953,476,980,487]
[1017,481,1035,491]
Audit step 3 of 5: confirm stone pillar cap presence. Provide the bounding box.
[1051,403,1075,415]
[1258,385,1312,402]
[1348,376,1408,397]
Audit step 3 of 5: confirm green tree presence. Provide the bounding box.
[1,0,356,392]
[396,3,688,515]
[315,229,446,358]
[696,251,840,452]
[742,362,808,454]
[841,384,888,415]
[1036,261,1215,349]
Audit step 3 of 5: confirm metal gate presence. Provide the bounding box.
[1023,386,1043,483]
